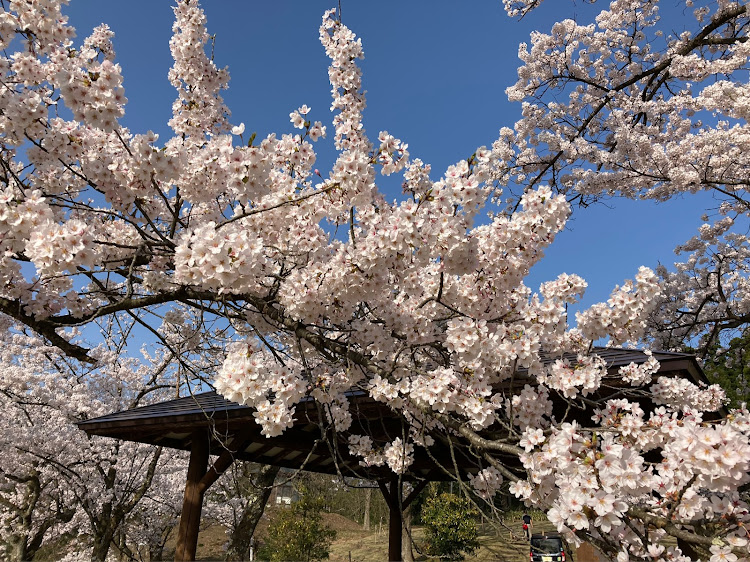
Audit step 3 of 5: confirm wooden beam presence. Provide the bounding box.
[175,430,209,562]
[402,480,428,509]
[197,430,255,494]
[378,479,395,509]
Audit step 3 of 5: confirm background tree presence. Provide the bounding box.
[121,460,187,562]
[699,332,750,408]
[207,462,280,562]
[421,491,480,562]
[0,321,186,562]
[646,227,750,368]
[256,488,336,562]
[0,0,747,559]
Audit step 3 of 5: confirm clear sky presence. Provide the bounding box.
[61,0,711,316]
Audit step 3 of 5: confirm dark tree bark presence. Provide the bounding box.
[7,537,28,562]
[88,446,163,562]
[401,504,414,562]
[363,487,371,531]
[2,471,76,562]
[677,538,710,561]
[91,525,117,562]
[224,464,280,562]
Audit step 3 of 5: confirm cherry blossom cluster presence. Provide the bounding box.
[347,434,385,468]
[650,376,726,412]
[469,467,504,500]
[289,104,326,141]
[511,400,750,561]
[502,0,543,19]
[309,367,357,431]
[0,1,747,558]
[26,219,96,276]
[618,352,660,386]
[540,354,606,399]
[576,267,662,346]
[214,343,306,437]
[0,0,74,54]
[56,25,126,131]
[174,221,266,292]
[376,131,409,176]
[168,0,230,138]
[509,384,553,429]
[383,437,415,474]
[319,9,367,153]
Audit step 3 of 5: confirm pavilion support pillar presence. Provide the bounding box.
[379,479,403,562]
[388,494,403,561]
[174,428,255,562]
[378,479,429,562]
[175,430,209,562]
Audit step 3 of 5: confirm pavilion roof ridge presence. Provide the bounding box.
[77,346,700,430]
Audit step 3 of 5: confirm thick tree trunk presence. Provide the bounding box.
[363,487,371,531]
[224,464,280,561]
[7,535,28,562]
[378,479,426,562]
[4,470,45,562]
[378,479,404,562]
[388,498,403,562]
[91,526,116,562]
[401,504,414,562]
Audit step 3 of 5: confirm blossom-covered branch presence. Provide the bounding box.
[0,1,748,560]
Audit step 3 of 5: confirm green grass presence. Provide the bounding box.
[43,510,568,561]
[188,510,559,561]
[323,518,560,561]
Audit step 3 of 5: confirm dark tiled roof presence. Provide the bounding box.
[79,390,244,426]
[76,347,705,480]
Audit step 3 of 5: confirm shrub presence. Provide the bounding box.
[257,490,336,562]
[421,492,480,561]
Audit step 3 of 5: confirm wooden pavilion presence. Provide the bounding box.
[77,348,706,561]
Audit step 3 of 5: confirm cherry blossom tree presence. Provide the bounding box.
[0,394,78,561]
[0,319,186,561]
[494,1,750,558]
[118,459,187,562]
[207,463,280,562]
[646,224,750,356]
[498,0,750,370]
[0,1,748,560]
[640,221,750,411]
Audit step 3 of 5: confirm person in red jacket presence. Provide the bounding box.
[522,513,533,540]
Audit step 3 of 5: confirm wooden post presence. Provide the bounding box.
[377,479,428,562]
[378,479,403,562]
[174,428,254,561]
[175,430,209,562]
[387,482,403,562]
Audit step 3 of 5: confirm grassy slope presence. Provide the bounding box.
[189,511,560,561]
[327,519,559,562]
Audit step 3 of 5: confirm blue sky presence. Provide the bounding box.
[61,1,710,314]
